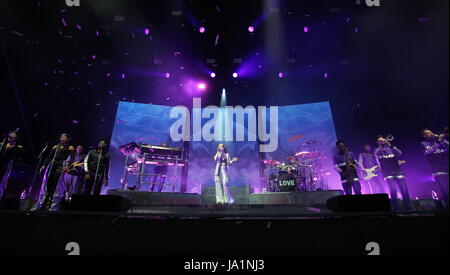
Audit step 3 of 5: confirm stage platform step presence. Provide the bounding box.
[108,187,343,208]
[128,204,328,217]
[107,188,445,214]
[107,190,202,206]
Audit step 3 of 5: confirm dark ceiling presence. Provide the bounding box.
[0,0,448,160]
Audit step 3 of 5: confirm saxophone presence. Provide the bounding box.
[345,150,356,169]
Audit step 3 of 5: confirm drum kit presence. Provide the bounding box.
[262,140,330,193]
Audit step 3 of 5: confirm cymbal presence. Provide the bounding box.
[303,140,323,145]
[295,151,322,159]
[261,159,281,165]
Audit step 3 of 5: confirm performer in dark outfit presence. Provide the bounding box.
[421,129,449,207]
[83,139,110,196]
[150,142,169,192]
[58,145,86,200]
[39,133,75,210]
[0,131,25,199]
[333,141,361,195]
[374,136,412,211]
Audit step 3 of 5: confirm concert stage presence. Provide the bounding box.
[104,187,444,217]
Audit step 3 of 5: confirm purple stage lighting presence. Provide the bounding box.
[199,27,206,33]
[304,26,309,33]
[278,72,284,78]
[144,28,150,35]
[248,26,255,33]
[197,83,206,90]
[232,72,238,78]
[165,73,171,78]
[210,72,216,78]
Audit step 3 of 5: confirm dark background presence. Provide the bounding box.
[0,0,448,196]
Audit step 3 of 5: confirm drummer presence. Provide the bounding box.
[286,156,297,174]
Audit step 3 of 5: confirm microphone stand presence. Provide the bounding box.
[93,148,103,195]
[0,136,6,155]
[38,143,62,209]
[27,143,49,202]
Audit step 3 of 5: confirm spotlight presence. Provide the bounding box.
[232,72,238,78]
[210,72,216,78]
[304,26,309,33]
[144,28,150,35]
[165,73,171,78]
[248,26,255,33]
[199,27,206,33]
[197,83,206,90]
[278,72,284,78]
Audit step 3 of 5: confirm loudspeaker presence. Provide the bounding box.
[326,194,391,213]
[60,194,132,212]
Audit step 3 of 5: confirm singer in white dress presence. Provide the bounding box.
[213,144,238,204]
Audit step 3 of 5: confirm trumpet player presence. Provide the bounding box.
[333,141,361,195]
[375,136,412,211]
[421,129,449,207]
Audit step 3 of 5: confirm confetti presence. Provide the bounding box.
[215,34,220,46]
[11,31,24,37]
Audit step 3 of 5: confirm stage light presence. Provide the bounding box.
[278,72,284,78]
[199,27,206,33]
[197,83,206,90]
[165,73,171,78]
[304,26,309,33]
[144,28,150,35]
[210,72,216,78]
[248,26,255,33]
[232,72,238,78]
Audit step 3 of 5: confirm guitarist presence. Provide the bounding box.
[358,145,386,194]
[58,145,86,201]
[374,136,412,211]
[333,141,361,195]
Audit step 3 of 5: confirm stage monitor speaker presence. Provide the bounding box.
[326,194,391,213]
[60,194,132,212]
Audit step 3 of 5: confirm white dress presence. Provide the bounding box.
[214,152,235,204]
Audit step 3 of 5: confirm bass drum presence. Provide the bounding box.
[277,173,298,192]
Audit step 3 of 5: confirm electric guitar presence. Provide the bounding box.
[62,161,84,174]
[362,166,379,180]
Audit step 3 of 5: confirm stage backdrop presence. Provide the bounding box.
[262,102,340,191]
[108,101,340,194]
[108,102,185,192]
